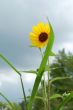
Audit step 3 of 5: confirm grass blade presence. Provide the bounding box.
[0,92,16,110]
[0,54,21,76]
[50,77,71,84]
[49,51,56,56]
[20,70,37,74]
[57,92,73,110]
[28,22,55,110]
[0,54,27,110]
[50,94,63,100]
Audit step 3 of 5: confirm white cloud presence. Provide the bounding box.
[62,42,73,52]
[0,82,2,87]
[0,69,18,83]
[23,73,36,83]
[0,69,36,92]
[0,69,36,84]
[0,69,36,101]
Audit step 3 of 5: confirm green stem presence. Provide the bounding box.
[39,48,47,110]
[43,75,47,110]
[20,75,27,110]
[47,58,51,110]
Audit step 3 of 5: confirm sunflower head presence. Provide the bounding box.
[29,22,50,48]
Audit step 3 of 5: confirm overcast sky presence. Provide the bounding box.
[0,0,73,102]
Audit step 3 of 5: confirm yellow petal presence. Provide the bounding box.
[29,32,37,39]
[40,41,48,48]
[29,32,38,43]
[31,40,40,47]
[29,32,36,37]
[32,26,40,35]
[44,23,50,34]
[37,22,45,32]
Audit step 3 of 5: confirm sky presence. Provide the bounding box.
[0,0,73,102]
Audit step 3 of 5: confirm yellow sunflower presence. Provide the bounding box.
[29,22,50,48]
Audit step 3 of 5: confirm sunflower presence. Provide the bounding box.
[29,22,50,48]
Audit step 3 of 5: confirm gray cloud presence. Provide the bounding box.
[0,0,73,101]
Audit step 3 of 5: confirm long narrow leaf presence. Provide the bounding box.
[50,77,71,84]
[28,22,55,110]
[0,54,27,109]
[0,92,16,110]
[20,70,37,74]
[49,51,56,56]
[27,96,44,101]
[0,54,21,76]
[50,94,63,100]
[57,92,73,110]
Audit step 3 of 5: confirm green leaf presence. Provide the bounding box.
[28,21,55,110]
[49,51,56,56]
[0,92,16,110]
[45,66,62,72]
[20,70,37,74]
[50,77,71,84]
[0,54,21,76]
[50,67,63,70]
[0,101,7,107]
[35,96,44,101]
[57,92,73,110]
[27,96,44,101]
[45,65,50,71]
[50,94,63,100]
[0,54,27,110]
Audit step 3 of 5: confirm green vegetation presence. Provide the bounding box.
[0,49,73,110]
[33,49,73,110]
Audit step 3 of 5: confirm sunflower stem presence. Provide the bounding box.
[39,48,47,110]
[47,58,51,110]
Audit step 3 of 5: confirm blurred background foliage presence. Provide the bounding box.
[33,49,73,110]
[0,49,73,110]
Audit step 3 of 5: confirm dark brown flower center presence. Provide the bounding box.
[39,32,48,42]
